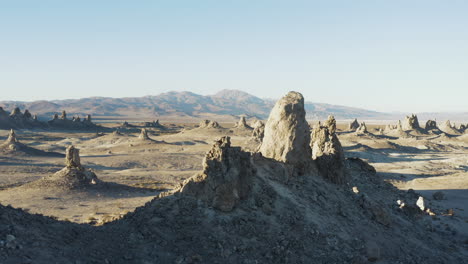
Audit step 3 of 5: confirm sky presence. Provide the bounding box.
[1,0,467,113]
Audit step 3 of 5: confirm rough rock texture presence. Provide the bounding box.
[65,146,81,168]
[402,114,420,131]
[179,136,255,212]
[252,121,265,142]
[425,120,438,131]
[349,118,360,131]
[324,115,337,134]
[47,111,101,130]
[440,120,462,135]
[311,125,346,184]
[139,128,150,140]
[259,91,312,171]
[234,116,252,129]
[199,120,221,129]
[356,122,368,134]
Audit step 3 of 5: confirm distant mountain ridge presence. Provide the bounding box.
[0,90,465,122]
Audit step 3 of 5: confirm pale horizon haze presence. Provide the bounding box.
[1,1,467,113]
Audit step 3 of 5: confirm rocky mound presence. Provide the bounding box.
[138,128,150,140]
[178,136,255,212]
[0,107,45,130]
[198,119,221,129]
[25,145,98,190]
[234,116,252,130]
[47,111,100,130]
[440,120,462,135]
[311,121,346,184]
[259,91,313,174]
[0,129,63,156]
[384,120,412,138]
[402,114,420,131]
[348,118,360,131]
[425,119,438,131]
[355,122,368,134]
[252,120,265,142]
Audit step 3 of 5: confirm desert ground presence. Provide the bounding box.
[0,102,467,263]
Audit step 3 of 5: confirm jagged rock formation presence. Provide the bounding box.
[259,91,312,172]
[311,124,346,184]
[234,116,252,129]
[48,111,100,130]
[252,120,265,142]
[425,120,438,131]
[402,114,420,131]
[0,106,102,131]
[440,120,461,135]
[0,129,21,151]
[198,120,221,129]
[349,118,360,131]
[0,106,44,130]
[355,122,368,134]
[26,146,98,189]
[0,129,63,156]
[139,128,150,140]
[179,136,255,212]
[324,115,337,134]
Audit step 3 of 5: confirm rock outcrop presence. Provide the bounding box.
[402,114,420,131]
[179,136,255,212]
[29,146,98,189]
[0,129,21,150]
[259,91,312,172]
[234,116,252,129]
[425,120,438,131]
[47,111,100,130]
[252,120,265,142]
[349,119,360,131]
[198,120,221,129]
[139,128,150,140]
[440,120,461,135]
[355,122,368,134]
[311,124,346,184]
[324,115,337,134]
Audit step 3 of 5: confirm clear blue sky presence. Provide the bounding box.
[1,0,467,112]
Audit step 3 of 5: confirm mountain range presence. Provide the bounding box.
[0,90,466,122]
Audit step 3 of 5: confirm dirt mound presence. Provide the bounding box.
[24,146,98,190]
[259,91,312,173]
